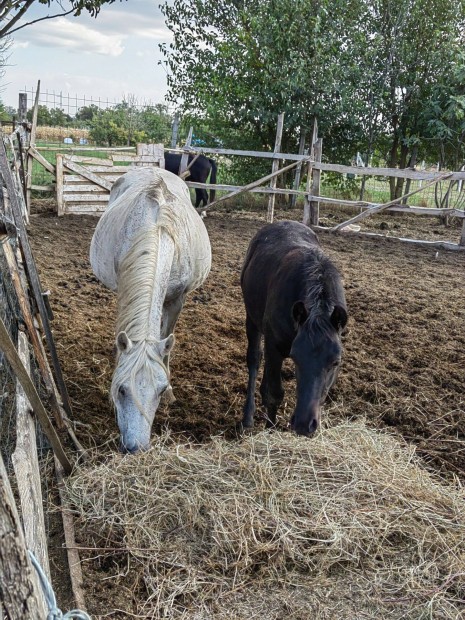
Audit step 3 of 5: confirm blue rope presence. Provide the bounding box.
[28,551,92,620]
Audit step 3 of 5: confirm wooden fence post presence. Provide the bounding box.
[267,112,285,223]
[56,153,64,216]
[180,127,193,177]
[303,119,319,226]
[460,220,465,247]
[12,331,50,615]
[0,451,43,619]
[26,80,40,217]
[290,130,306,209]
[310,138,322,225]
[171,114,180,149]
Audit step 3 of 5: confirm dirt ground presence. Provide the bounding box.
[29,203,465,477]
[28,201,465,617]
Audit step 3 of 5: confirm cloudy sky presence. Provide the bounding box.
[2,0,173,111]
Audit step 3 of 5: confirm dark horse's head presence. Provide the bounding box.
[289,262,347,436]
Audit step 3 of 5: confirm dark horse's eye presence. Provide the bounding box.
[119,386,127,398]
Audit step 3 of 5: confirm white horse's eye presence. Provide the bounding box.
[119,386,127,398]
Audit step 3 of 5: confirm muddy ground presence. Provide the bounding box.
[28,202,465,616]
[29,203,465,478]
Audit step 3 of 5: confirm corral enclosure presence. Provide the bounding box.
[28,199,465,617]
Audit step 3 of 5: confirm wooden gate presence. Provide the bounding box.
[56,143,164,216]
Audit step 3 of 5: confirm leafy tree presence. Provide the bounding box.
[0,0,125,38]
[75,104,100,122]
[139,104,172,143]
[89,109,128,146]
[160,0,465,190]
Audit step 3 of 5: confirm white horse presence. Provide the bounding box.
[90,167,211,453]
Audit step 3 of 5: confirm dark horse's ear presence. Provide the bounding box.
[292,301,308,327]
[330,305,348,331]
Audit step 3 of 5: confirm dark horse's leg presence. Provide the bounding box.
[195,188,209,209]
[260,338,284,428]
[242,315,262,428]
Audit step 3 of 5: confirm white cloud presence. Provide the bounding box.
[24,17,125,56]
[11,41,29,49]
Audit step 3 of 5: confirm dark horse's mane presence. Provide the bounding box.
[301,250,344,339]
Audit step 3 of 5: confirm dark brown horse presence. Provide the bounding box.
[164,152,217,208]
[241,221,347,436]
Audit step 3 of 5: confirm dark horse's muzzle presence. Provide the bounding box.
[291,401,320,436]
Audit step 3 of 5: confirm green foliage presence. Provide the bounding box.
[160,0,465,185]
[88,102,173,147]
[27,105,72,126]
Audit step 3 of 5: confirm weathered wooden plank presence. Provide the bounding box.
[303,119,319,226]
[187,181,311,196]
[26,80,40,215]
[62,159,112,191]
[63,194,109,203]
[65,204,106,214]
[65,174,122,183]
[314,161,465,181]
[2,240,64,428]
[31,184,54,192]
[64,165,133,174]
[64,155,114,166]
[54,457,87,610]
[204,155,312,211]
[56,154,64,216]
[290,130,306,208]
[168,146,465,180]
[333,172,453,231]
[12,331,51,611]
[310,138,322,225]
[267,113,284,223]
[63,183,108,193]
[313,195,465,217]
[0,315,73,474]
[28,147,56,175]
[0,451,44,619]
[180,128,193,176]
[314,225,463,251]
[0,141,74,425]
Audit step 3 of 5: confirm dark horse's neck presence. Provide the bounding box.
[302,251,346,323]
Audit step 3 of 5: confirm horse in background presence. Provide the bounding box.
[90,167,211,453]
[164,152,217,209]
[241,221,347,436]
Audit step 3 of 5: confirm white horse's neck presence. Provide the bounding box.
[116,224,175,343]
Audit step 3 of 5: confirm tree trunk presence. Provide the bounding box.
[395,142,409,199]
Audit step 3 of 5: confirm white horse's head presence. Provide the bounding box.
[111,331,175,453]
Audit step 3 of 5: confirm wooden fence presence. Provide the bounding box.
[0,133,85,618]
[25,109,465,250]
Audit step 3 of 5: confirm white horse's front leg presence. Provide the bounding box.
[161,293,187,404]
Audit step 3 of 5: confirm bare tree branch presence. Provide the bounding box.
[0,6,76,37]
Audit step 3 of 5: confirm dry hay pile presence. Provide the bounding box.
[67,422,465,619]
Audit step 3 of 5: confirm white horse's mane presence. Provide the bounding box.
[109,168,193,412]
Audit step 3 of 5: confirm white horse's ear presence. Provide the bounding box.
[158,334,175,357]
[116,331,133,353]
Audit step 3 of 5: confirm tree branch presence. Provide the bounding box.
[0,6,75,36]
[0,0,36,37]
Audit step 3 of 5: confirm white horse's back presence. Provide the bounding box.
[90,166,211,292]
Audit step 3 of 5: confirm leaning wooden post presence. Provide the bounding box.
[290,129,306,209]
[26,79,40,217]
[12,331,50,615]
[171,113,180,149]
[310,138,322,226]
[0,451,44,619]
[267,112,285,223]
